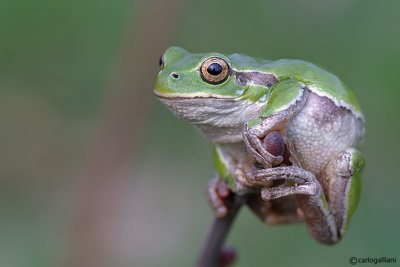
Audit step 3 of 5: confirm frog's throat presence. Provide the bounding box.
[157,96,265,143]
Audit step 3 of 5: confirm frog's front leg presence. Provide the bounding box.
[247,148,364,244]
[243,79,308,168]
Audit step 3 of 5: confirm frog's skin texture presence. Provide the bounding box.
[154,47,365,245]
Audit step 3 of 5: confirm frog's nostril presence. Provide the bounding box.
[171,73,179,79]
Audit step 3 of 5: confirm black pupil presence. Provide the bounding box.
[159,56,164,67]
[207,63,223,75]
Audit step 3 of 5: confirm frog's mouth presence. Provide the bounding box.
[154,91,237,100]
[155,92,245,124]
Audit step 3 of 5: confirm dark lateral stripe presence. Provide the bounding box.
[233,71,278,87]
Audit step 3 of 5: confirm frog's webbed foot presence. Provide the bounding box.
[246,166,321,201]
[206,176,232,218]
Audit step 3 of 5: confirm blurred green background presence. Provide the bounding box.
[1,0,399,266]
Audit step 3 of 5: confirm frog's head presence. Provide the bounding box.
[155,47,277,99]
[154,47,277,143]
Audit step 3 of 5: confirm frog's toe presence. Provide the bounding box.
[328,148,365,178]
[243,132,271,167]
[207,176,231,218]
[243,130,284,167]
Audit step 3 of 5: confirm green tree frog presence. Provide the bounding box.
[154,47,365,245]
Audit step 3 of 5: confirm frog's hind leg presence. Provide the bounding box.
[323,148,364,237]
[247,165,339,244]
[246,148,364,244]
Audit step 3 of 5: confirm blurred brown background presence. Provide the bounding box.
[1,0,399,266]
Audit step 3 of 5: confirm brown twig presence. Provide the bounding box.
[196,193,249,267]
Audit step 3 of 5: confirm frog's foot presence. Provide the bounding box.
[246,166,321,201]
[207,176,232,218]
[243,129,284,168]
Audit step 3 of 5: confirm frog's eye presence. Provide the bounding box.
[159,55,165,69]
[200,57,230,84]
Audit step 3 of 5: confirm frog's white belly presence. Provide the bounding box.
[285,92,364,176]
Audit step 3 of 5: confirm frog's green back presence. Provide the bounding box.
[262,59,363,117]
[156,47,363,119]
